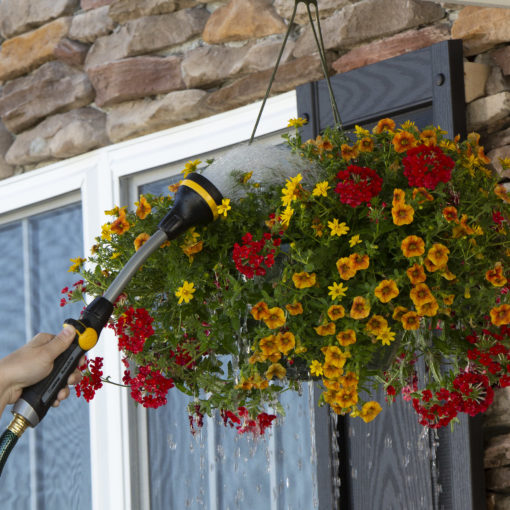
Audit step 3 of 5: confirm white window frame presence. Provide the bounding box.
[0,91,297,510]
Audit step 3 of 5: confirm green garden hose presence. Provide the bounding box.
[0,414,28,477]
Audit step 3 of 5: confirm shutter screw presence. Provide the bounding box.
[435,73,445,86]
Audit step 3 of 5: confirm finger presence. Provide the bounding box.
[28,332,54,347]
[43,326,76,359]
[56,386,70,402]
[67,369,83,386]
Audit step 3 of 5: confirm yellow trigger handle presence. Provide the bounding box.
[64,321,98,351]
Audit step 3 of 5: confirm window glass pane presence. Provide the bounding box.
[0,223,31,508]
[0,203,91,510]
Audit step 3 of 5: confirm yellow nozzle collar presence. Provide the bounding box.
[181,179,219,220]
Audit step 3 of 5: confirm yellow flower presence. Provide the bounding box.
[328,218,350,237]
[341,144,359,161]
[175,281,195,304]
[328,281,348,300]
[490,304,510,326]
[410,283,434,307]
[134,232,150,251]
[241,171,253,184]
[266,363,287,380]
[263,307,286,329]
[101,223,112,241]
[280,206,294,226]
[323,346,350,367]
[406,263,427,284]
[312,181,330,197]
[337,329,356,347]
[182,159,201,176]
[420,129,437,146]
[374,279,399,303]
[360,401,382,423]
[350,296,371,320]
[310,360,323,377]
[392,306,409,321]
[334,387,359,408]
[287,117,307,127]
[392,203,414,226]
[443,294,455,306]
[354,125,371,137]
[217,198,231,217]
[323,362,344,379]
[315,322,336,336]
[68,257,86,272]
[276,332,295,355]
[412,187,434,203]
[259,335,279,357]
[168,181,181,193]
[135,195,151,219]
[416,299,439,317]
[336,257,357,280]
[392,188,406,205]
[377,328,396,346]
[292,271,317,289]
[328,304,346,321]
[358,137,374,153]
[110,207,130,235]
[349,235,362,247]
[285,302,303,315]
[349,253,369,271]
[401,235,425,258]
[251,301,270,320]
[486,262,507,287]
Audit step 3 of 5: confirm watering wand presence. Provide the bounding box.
[0,172,223,477]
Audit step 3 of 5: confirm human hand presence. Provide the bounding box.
[0,326,84,416]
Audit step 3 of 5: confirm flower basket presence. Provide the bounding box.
[69,118,510,433]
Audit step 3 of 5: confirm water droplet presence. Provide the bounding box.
[384,435,392,449]
[351,467,358,479]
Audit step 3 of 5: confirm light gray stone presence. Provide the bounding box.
[486,434,510,469]
[0,121,14,179]
[54,38,90,67]
[88,56,184,106]
[5,108,108,165]
[108,0,178,23]
[486,66,510,96]
[467,92,510,134]
[106,89,208,142]
[69,6,115,44]
[0,0,78,39]
[274,0,353,24]
[0,61,95,133]
[85,8,209,68]
[486,466,510,493]
[485,387,510,431]
[239,39,295,74]
[488,145,510,179]
[486,126,510,152]
[293,0,445,57]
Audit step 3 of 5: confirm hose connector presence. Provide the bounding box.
[7,413,29,438]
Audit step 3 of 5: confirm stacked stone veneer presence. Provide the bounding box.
[1,0,510,505]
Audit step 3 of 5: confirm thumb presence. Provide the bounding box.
[44,326,76,360]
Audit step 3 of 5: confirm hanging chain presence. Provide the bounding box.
[249,0,343,144]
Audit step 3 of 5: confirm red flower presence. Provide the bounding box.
[402,144,455,190]
[128,364,174,408]
[110,307,154,354]
[75,356,104,402]
[334,165,383,207]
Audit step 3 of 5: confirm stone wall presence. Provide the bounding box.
[1,0,510,506]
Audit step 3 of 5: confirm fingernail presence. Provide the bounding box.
[62,325,75,338]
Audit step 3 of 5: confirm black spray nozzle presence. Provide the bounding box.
[158,172,223,240]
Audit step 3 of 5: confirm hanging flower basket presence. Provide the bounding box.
[68,118,510,433]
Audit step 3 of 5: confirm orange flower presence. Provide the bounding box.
[341,143,359,161]
[350,296,371,319]
[323,362,344,379]
[337,329,356,347]
[486,262,507,287]
[328,304,346,321]
[263,307,286,329]
[495,184,510,203]
[366,315,388,335]
[358,137,374,152]
[340,371,359,388]
[424,257,442,273]
[416,299,439,317]
[360,401,382,423]
[427,243,449,267]
[374,279,399,303]
[412,187,434,203]
[276,332,295,355]
[259,335,279,356]
[349,253,370,271]
[401,311,421,330]
[392,131,416,153]
[251,301,269,320]
[181,241,203,261]
[315,322,336,336]
[110,207,130,235]
[406,263,427,284]
[443,294,455,306]
[292,271,317,289]
[373,118,396,133]
[392,306,409,321]
[440,267,456,281]
[392,188,406,205]
[266,363,287,380]
[134,232,150,251]
[392,203,414,226]
[442,206,459,222]
[410,283,434,307]
[136,195,151,219]
[334,387,359,408]
[401,235,425,258]
[323,346,350,367]
[285,302,303,315]
[336,257,357,280]
[491,304,510,326]
[420,129,437,146]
